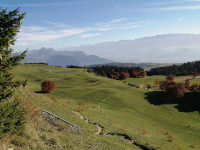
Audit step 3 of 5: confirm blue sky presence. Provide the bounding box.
[1,0,200,51]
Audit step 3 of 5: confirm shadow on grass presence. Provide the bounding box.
[176,92,200,113]
[145,91,200,113]
[34,91,45,94]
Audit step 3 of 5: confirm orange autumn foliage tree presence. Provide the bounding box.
[155,79,160,87]
[165,82,186,99]
[185,79,190,90]
[120,72,130,80]
[132,71,138,78]
[111,72,120,80]
[192,71,199,78]
[41,80,56,93]
[189,84,199,92]
[132,70,147,78]
[159,75,186,99]
[166,75,174,82]
[140,70,147,78]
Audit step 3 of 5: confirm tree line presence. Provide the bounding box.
[88,66,146,80]
[148,61,200,76]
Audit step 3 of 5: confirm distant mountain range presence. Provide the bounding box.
[61,34,200,63]
[14,34,200,66]
[14,47,112,67]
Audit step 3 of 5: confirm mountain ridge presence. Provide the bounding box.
[60,33,200,63]
[14,47,112,67]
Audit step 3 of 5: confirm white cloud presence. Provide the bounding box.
[142,3,200,12]
[119,24,142,29]
[43,20,70,28]
[16,18,147,46]
[96,18,126,26]
[79,33,100,38]
[182,0,200,2]
[17,26,90,46]
[159,5,200,10]
[108,18,126,24]
[21,26,46,32]
[96,20,148,31]
[17,42,31,46]
[2,2,85,8]
[20,2,84,7]
[97,27,113,31]
[176,17,184,21]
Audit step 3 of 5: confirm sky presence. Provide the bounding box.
[1,0,200,51]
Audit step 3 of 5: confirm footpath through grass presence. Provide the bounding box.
[13,64,200,150]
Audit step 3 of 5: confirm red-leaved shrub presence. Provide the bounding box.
[189,84,199,92]
[41,80,56,93]
[120,72,130,80]
[166,75,174,82]
[132,70,147,78]
[165,81,186,99]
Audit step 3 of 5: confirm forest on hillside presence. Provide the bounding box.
[148,61,200,76]
[88,66,145,80]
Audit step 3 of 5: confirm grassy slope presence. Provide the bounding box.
[14,64,200,150]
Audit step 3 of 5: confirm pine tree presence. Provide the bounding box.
[0,8,27,137]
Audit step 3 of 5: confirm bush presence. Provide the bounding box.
[165,82,186,99]
[166,75,174,82]
[159,80,167,90]
[146,84,152,89]
[167,133,174,142]
[192,71,199,78]
[111,72,120,80]
[41,80,56,93]
[189,84,199,92]
[132,70,147,78]
[120,72,130,80]
[155,79,160,87]
[136,84,142,89]
[185,79,190,90]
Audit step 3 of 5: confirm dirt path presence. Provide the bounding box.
[95,124,102,135]
[72,111,89,124]
[92,123,104,135]
[72,111,154,150]
[73,111,84,119]
[72,111,104,135]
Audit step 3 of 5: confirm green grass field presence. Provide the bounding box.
[12,64,200,150]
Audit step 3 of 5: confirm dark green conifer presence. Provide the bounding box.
[0,8,27,137]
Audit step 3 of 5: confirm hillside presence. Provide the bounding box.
[10,64,200,149]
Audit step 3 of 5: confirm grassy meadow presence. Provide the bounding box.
[11,64,200,149]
